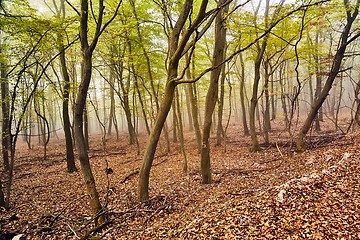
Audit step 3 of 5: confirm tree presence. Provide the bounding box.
[296,0,360,151]
[200,0,228,184]
[55,0,77,172]
[73,0,121,225]
[248,0,273,152]
[138,0,220,201]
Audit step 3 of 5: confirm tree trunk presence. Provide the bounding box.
[200,0,227,184]
[216,63,226,146]
[185,85,193,131]
[138,0,211,201]
[107,67,115,136]
[73,0,117,225]
[249,0,270,152]
[296,3,359,151]
[172,100,178,142]
[1,62,10,171]
[263,59,271,144]
[175,89,188,173]
[0,179,4,208]
[314,31,322,131]
[186,53,202,152]
[83,102,89,151]
[238,53,250,136]
[58,26,77,172]
[138,81,177,201]
[354,77,360,128]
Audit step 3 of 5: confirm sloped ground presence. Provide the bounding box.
[1,122,359,239]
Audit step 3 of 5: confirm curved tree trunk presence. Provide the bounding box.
[138,0,211,202]
[138,81,177,201]
[296,2,359,151]
[73,0,121,225]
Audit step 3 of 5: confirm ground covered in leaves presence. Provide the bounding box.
[1,121,360,239]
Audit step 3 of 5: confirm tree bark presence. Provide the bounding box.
[138,81,177,201]
[200,0,228,184]
[58,17,77,172]
[73,0,119,225]
[1,62,10,171]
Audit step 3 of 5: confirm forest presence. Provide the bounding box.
[0,0,360,239]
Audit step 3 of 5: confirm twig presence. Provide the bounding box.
[80,221,112,240]
[50,194,88,227]
[120,168,140,184]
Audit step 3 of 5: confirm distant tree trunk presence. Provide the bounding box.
[216,63,226,146]
[187,82,202,152]
[280,68,289,129]
[185,85,193,131]
[297,2,359,151]
[334,75,343,130]
[107,67,116,137]
[249,0,270,152]
[1,62,10,171]
[238,53,249,136]
[175,89,188,173]
[132,63,151,135]
[58,4,77,171]
[313,31,322,131]
[34,100,50,161]
[172,100,178,142]
[270,74,276,120]
[262,59,271,144]
[83,102,89,151]
[200,0,228,184]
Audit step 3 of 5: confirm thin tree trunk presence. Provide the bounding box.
[175,89,188,173]
[58,5,77,171]
[107,67,115,136]
[185,85,193,131]
[314,31,322,131]
[263,59,271,144]
[238,53,250,136]
[172,100,178,142]
[216,63,226,146]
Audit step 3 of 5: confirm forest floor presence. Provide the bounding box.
[1,120,360,239]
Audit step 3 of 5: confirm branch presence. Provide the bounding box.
[65,0,80,15]
[175,0,330,84]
